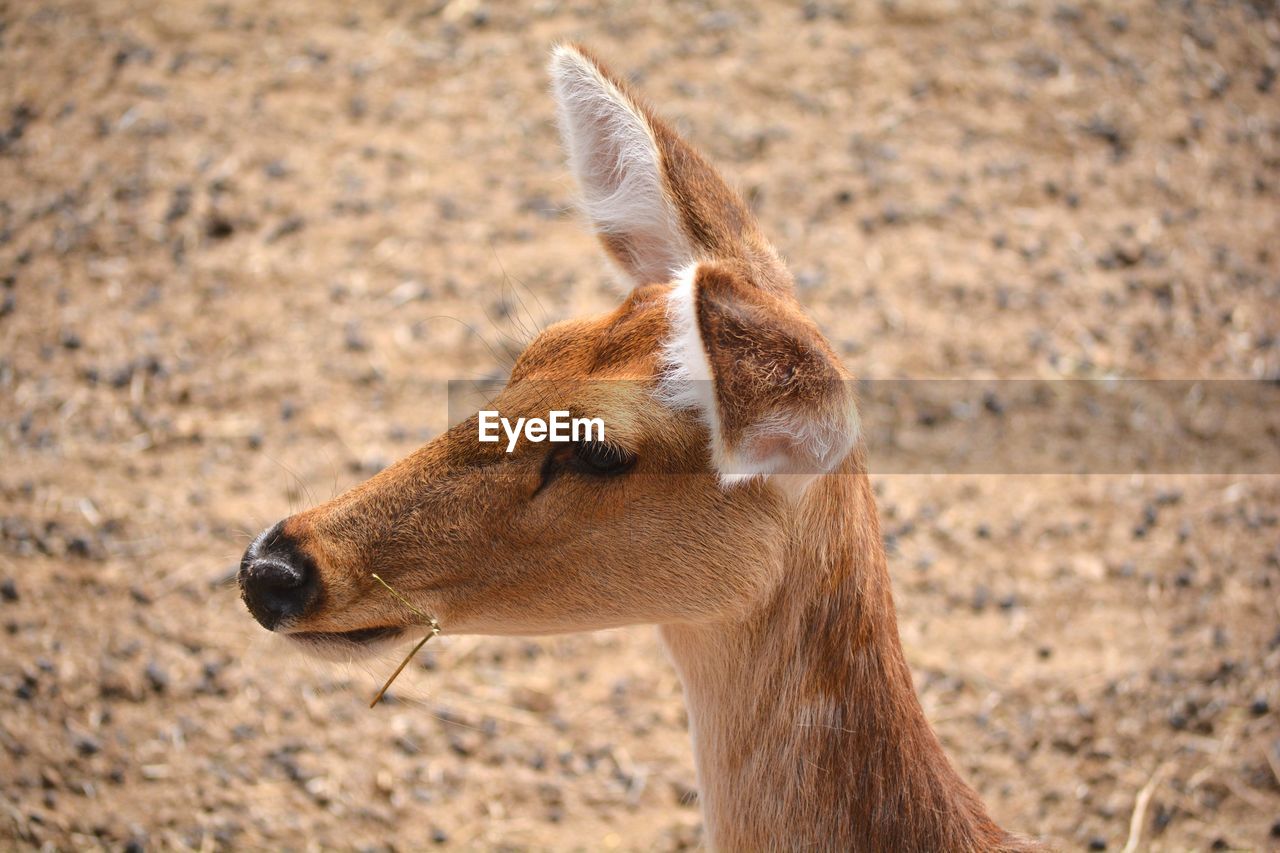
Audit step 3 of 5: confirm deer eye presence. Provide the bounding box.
[569,441,636,477]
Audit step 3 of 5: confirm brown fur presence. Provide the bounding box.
[692,261,851,459]
[663,454,1039,850]
[248,45,1045,852]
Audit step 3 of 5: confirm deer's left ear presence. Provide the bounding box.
[549,44,765,289]
[661,263,859,491]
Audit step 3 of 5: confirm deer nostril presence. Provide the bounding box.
[238,522,320,631]
[252,558,304,591]
[253,555,305,589]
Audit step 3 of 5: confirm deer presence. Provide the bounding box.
[238,45,1043,851]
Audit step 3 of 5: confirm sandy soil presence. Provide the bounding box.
[2,0,1279,849]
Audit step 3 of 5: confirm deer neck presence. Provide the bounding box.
[659,458,1016,852]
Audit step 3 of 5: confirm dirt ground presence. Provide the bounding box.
[3,0,1280,850]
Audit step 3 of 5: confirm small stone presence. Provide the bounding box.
[74,733,102,756]
[344,320,368,352]
[672,779,699,806]
[393,735,420,756]
[205,215,234,240]
[144,661,169,693]
[165,186,192,223]
[67,536,92,558]
[0,578,17,602]
[266,216,305,243]
[970,586,991,612]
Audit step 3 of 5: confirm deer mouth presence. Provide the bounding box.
[286,625,405,657]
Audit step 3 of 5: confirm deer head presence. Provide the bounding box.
[238,44,859,655]
[236,47,1038,853]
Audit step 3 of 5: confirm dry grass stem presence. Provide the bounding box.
[368,574,441,708]
[1121,761,1171,853]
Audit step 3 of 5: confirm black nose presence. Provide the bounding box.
[239,521,320,630]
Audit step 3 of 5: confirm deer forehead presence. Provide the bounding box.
[493,286,683,447]
[509,283,672,383]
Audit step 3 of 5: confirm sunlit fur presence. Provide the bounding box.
[552,45,692,287]
[259,44,1043,852]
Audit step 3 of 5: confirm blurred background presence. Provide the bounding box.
[2,0,1279,849]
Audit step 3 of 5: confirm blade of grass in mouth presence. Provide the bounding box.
[368,573,441,708]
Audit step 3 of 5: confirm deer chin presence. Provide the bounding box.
[283,625,408,661]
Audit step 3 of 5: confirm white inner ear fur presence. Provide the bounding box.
[658,264,859,497]
[658,263,724,456]
[549,46,692,286]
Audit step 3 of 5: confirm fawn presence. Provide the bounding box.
[239,45,1041,851]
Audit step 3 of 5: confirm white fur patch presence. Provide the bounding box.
[658,262,722,441]
[549,45,692,286]
[658,265,770,487]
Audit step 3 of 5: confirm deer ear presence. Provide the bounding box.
[549,45,762,288]
[662,263,859,491]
